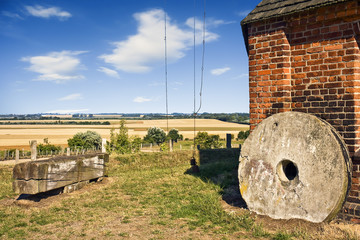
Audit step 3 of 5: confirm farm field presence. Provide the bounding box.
[0,119,249,150]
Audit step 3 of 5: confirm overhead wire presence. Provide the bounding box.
[164,0,169,134]
[193,0,197,155]
[193,0,206,156]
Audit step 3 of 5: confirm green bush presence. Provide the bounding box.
[195,132,222,149]
[37,138,62,153]
[143,127,166,145]
[106,120,141,154]
[67,131,102,149]
[167,128,182,143]
[238,130,250,140]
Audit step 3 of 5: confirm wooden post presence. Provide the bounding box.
[169,139,173,152]
[226,133,232,149]
[30,140,37,161]
[15,149,19,164]
[102,138,107,153]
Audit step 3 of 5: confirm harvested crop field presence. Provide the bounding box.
[0,119,249,150]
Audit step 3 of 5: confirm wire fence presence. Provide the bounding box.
[0,147,102,161]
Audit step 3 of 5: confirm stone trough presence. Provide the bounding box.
[13,153,109,195]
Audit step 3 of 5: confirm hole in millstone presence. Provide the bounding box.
[282,161,298,181]
[277,160,299,182]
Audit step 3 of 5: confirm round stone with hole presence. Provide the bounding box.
[238,112,352,223]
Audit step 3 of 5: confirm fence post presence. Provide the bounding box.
[226,133,232,149]
[30,140,37,161]
[169,139,173,152]
[15,149,19,164]
[102,138,107,153]
[180,144,182,151]
[66,148,70,156]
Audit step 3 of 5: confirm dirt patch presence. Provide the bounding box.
[1,177,115,209]
[221,199,360,239]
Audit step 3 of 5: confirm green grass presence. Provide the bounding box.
[0,151,352,239]
[0,166,17,200]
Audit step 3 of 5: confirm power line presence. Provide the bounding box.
[164,1,169,134]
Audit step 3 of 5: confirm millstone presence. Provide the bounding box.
[238,112,352,223]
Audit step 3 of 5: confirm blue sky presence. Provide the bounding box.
[0,0,261,114]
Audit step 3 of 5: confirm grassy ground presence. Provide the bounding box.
[0,151,358,239]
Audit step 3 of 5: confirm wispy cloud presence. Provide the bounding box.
[148,81,164,87]
[25,5,71,20]
[97,67,120,79]
[2,11,23,19]
[99,9,219,73]
[211,67,231,76]
[58,93,83,101]
[237,10,252,18]
[232,73,249,79]
[46,109,89,114]
[21,50,87,84]
[133,96,152,103]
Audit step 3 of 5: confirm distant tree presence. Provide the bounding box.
[144,127,166,145]
[238,130,250,140]
[168,128,181,143]
[67,130,102,149]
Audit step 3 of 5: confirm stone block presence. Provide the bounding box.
[13,153,109,195]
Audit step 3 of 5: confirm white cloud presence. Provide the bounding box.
[25,5,71,20]
[211,67,231,76]
[232,73,249,79]
[21,50,87,84]
[58,93,83,101]
[185,17,235,29]
[133,96,152,103]
[46,109,89,114]
[2,11,23,19]
[99,9,219,73]
[97,67,120,79]
[237,10,252,18]
[148,81,164,87]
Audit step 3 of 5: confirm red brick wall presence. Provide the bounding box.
[246,0,360,222]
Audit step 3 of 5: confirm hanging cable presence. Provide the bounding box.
[193,0,197,156]
[196,0,206,114]
[164,1,169,134]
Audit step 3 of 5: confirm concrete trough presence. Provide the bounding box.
[13,153,109,195]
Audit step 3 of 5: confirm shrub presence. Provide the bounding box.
[37,138,62,153]
[195,132,222,149]
[144,127,166,145]
[67,131,102,149]
[238,130,250,140]
[168,128,181,143]
[106,120,141,154]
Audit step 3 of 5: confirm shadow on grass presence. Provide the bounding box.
[16,187,64,202]
[185,148,247,209]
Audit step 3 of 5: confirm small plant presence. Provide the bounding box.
[159,142,169,152]
[106,120,141,154]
